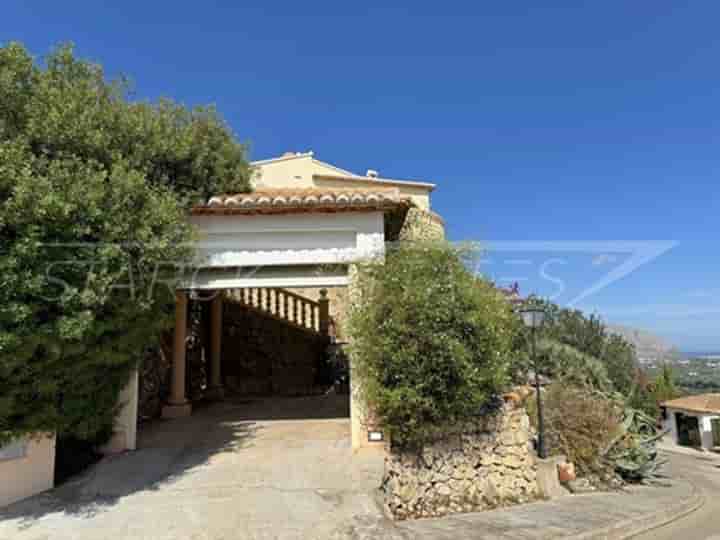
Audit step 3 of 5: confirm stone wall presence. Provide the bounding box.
[385,207,446,243]
[222,300,328,396]
[398,207,446,242]
[382,398,538,520]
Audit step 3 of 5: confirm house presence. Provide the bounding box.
[109,150,445,454]
[662,394,720,451]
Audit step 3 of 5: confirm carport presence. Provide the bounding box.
[107,188,410,455]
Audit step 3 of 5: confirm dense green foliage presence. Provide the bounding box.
[0,42,251,445]
[348,243,519,447]
[652,364,680,403]
[525,298,639,397]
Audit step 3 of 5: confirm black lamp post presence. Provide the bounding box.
[520,307,547,459]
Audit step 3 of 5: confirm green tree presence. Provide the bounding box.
[653,364,679,403]
[0,42,251,445]
[526,298,638,396]
[348,243,519,447]
[601,334,638,396]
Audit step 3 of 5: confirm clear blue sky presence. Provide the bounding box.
[4,2,719,350]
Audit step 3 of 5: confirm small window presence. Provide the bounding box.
[0,438,27,461]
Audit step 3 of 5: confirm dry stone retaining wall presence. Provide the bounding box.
[382,399,538,520]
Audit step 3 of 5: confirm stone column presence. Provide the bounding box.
[206,291,225,401]
[162,290,192,418]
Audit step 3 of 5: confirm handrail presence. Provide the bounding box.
[228,288,329,336]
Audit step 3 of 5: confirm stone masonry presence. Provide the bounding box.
[398,207,445,242]
[382,396,538,520]
[222,299,328,396]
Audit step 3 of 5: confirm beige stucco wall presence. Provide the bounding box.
[100,370,139,454]
[252,155,344,189]
[252,156,433,210]
[0,433,55,507]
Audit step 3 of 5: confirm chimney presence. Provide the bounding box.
[366,169,379,179]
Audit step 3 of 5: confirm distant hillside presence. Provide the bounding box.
[607,324,681,365]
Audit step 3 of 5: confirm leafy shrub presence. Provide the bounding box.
[0,42,250,445]
[348,243,518,447]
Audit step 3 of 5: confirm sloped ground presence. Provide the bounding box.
[0,395,400,540]
[0,402,702,540]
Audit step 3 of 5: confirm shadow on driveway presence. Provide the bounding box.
[0,393,351,529]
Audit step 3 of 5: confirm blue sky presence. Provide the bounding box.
[3,2,719,350]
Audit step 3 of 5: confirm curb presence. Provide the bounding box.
[657,445,720,462]
[563,478,704,540]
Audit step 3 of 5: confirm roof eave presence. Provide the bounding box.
[250,152,315,166]
[313,174,436,191]
[190,200,411,217]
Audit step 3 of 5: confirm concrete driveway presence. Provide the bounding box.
[0,395,398,540]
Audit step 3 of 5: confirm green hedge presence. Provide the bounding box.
[348,243,519,447]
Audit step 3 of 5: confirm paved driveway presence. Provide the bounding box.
[632,447,720,540]
[0,395,398,540]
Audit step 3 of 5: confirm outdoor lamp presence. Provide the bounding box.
[520,306,548,459]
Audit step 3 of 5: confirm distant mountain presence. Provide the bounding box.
[607,324,682,365]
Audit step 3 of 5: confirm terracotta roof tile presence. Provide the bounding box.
[191,187,410,216]
[662,394,720,414]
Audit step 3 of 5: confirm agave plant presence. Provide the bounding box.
[601,402,669,485]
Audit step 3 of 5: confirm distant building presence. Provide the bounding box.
[662,394,720,451]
